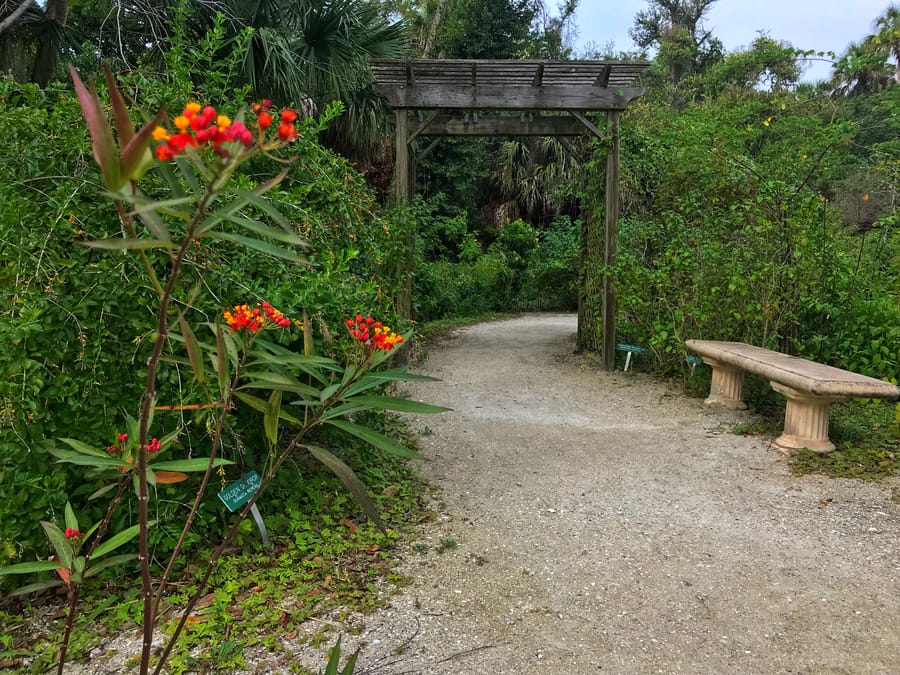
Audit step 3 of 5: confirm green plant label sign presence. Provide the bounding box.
[218,471,261,512]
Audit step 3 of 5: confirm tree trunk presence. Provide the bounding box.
[31,0,69,87]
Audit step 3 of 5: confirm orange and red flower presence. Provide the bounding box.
[153,100,299,161]
[345,314,404,352]
[223,302,292,332]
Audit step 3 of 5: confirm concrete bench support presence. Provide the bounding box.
[770,382,848,453]
[703,356,747,409]
[686,340,900,454]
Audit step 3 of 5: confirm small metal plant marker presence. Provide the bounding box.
[218,470,269,546]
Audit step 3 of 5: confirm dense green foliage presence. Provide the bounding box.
[0,65,402,567]
[0,0,898,605]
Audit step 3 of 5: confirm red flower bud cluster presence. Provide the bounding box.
[153,100,299,161]
[64,528,82,540]
[277,109,299,142]
[106,432,128,454]
[146,438,162,453]
[345,314,404,352]
[223,302,292,332]
[261,301,292,328]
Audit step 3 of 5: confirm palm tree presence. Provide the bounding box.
[205,0,406,157]
[871,4,900,83]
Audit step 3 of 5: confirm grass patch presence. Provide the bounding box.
[790,400,899,480]
[417,312,517,345]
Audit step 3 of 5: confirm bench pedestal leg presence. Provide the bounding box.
[770,382,848,454]
[702,357,746,409]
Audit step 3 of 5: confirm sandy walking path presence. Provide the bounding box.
[340,314,900,674]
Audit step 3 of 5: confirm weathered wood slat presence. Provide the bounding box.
[411,113,591,136]
[374,84,644,110]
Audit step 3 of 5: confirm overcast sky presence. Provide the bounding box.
[573,0,895,83]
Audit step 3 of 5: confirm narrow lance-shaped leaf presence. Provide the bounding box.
[325,420,421,459]
[234,392,304,426]
[178,315,206,385]
[306,445,384,533]
[151,458,234,472]
[119,109,164,184]
[64,502,79,533]
[264,389,282,447]
[58,438,108,457]
[69,65,120,190]
[214,211,309,246]
[215,320,229,392]
[104,65,133,147]
[84,238,176,251]
[204,231,308,264]
[84,553,136,577]
[341,395,450,415]
[8,579,65,597]
[92,521,156,560]
[0,560,65,576]
[41,522,73,570]
[232,188,293,232]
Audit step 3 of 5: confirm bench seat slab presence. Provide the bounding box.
[771,382,848,453]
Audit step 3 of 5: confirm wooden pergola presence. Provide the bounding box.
[372,59,649,370]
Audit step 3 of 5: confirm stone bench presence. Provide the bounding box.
[685,340,900,453]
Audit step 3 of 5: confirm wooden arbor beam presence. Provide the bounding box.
[408,112,592,137]
[374,84,644,111]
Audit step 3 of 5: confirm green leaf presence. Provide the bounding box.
[204,231,307,263]
[343,369,439,397]
[154,156,187,198]
[324,420,420,459]
[69,66,121,190]
[64,502,79,533]
[84,237,176,250]
[175,156,200,192]
[88,484,117,501]
[178,315,206,385]
[343,395,450,414]
[58,438,107,457]
[151,458,233,472]
[306,446,384,533]
[92,521,156,560]
[233,188,292,231]
[8,580,65,596]
[215,320,229,390]
[0,561,65,576]
[134,200,173,240]
[119,110,164,186]
[214,211,309,247]
[241,371,320,397]
[104,66,134,147]
[84,554,136,578]
[264,389,282,446]
[41,522,73,569]
[74,557,86,574]
[50,449,127,468]
[235,392,303,426]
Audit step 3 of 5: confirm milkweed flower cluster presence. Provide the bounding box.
[345,314,404,352]
[223,302,292,332]
[64,528,82,540]
[251,99,299,142]
[104,431,161,454]
[152,100,299,161]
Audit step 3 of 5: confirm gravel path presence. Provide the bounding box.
[323,313,900,675]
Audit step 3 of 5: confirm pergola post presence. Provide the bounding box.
[373,60,647,337]
[394,110,414,323]
[601,111,620,372]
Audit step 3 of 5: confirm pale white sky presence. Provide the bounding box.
[573,0,895,82]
